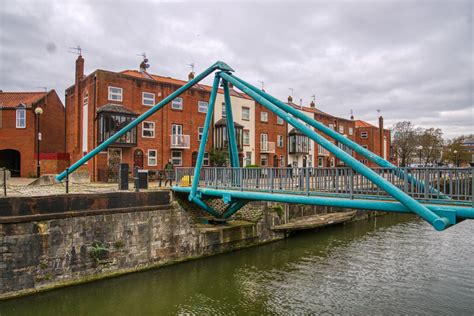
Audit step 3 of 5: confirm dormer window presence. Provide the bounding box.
[16,105,26,128]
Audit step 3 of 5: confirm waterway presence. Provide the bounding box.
[1,214,473,315]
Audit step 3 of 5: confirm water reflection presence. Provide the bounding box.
[1,214,473,315]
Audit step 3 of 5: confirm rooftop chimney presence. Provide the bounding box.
[75,54,84,85]
[350,109,354,120]
[188,71,195,81]
[288,95,293,103]
[310,100,315,108]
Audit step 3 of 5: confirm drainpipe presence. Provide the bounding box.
[379,115,384,159]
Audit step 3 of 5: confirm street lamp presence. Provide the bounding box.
[453,149,459,167]
[417,145,423,166]
[35,106,43,178]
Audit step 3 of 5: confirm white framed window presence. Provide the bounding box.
[277,135,284,147]
[172,97,183,110]
[339,125,344,133]
[359,159,368,165]
[198,101,208,113]
[148,149,157,166]
[318,145,329,156]
[203,152,210,166]
[221,102,226,117]
[318,157,324,167]
[242,107,250,121]
[361,131,368,139]
[198,127,204,141]
[142,121,155,138]
[329,123,335,130]
[280,155,285,167]
[330,157,335,167]
[171,151,182,166]
[348,127,353,135]
[260,111,268,122]
[260,154,268,166]
[142,92,155,106]
[277,116,284,125]
[243,130,250,146]
[16,107,26,128]
[245,152,252,166]
[108,86,123,101]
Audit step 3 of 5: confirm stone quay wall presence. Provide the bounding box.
[0,191,284,300]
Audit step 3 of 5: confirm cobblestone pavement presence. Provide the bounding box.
[1,178,173,197]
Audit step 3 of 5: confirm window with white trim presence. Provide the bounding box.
[148,149,157,166]
[171,97,183,110]
[142,121,155,138]
[277,116,284,125]
[243,130,250,146]
[260,111,268,122]
[339,125,344,133]
[221,102,226,117]
[242,107,250,121]
[277,135,284,148]
[198,101,208,113]
[203,152,210,166]
[198,127,204,141]
[318,145,329,156]
[348,127,353,135]
[16,107,26,128]
[171,151,182,166]
[142,92,155,106]
[329,123,335,130]
[361,131,368,139]
[108,86,123,101]
[260,154,268,166]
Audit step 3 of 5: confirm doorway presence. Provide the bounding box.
[134,149,144,169]
[0,149,21,177]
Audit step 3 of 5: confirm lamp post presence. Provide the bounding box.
[417,145,423,166]
[453,149,459,167]
[35,107,43,178]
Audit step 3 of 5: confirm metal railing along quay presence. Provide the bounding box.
[175,167,473,204]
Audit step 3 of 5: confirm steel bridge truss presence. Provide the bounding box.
[56,61,474,231]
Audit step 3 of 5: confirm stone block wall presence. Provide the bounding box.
[0,192,283,299]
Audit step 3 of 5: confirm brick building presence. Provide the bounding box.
[0,90,67,177]
[66,55,216,181]
[354,117,395,167]
[255,101,288,167]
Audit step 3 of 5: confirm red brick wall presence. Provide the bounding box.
[355,126,394,167]
[255,102,287,167]
[0,109,35,176]
[67,69,213,181]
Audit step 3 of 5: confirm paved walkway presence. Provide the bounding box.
[1,178,174,197]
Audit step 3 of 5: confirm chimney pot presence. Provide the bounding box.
[310,100,315,108]
[188,72,195,81]
[288,95,293,103]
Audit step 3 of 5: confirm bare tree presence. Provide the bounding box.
[392,121,418,167]
[443,134,473,166]
[416,128,444,165]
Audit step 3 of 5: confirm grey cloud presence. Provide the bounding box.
[0,0,472,138]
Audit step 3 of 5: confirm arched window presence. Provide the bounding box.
[16,104,26,128]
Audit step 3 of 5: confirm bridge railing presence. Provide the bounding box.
[175,167,473,203]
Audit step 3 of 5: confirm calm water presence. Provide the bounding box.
[1,214,473,315]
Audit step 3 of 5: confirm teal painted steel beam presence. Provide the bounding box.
[219,72,449,231]
[230,75,449,199]
[222,200,248,219]
[56,61,232,182]
[191,197,221,218]
[221,77,240,168]
[173,187,474,226]
[189,74,220,201]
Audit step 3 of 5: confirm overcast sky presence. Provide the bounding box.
[0,0,472,138]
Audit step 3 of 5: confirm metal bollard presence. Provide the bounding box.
[3,168,6,196]
[134,166,139,192]
[65,167,69,194]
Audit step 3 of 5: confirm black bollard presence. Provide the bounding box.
[134,166,139,192]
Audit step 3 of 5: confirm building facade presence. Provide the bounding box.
[0,91,67,177]
[354,117,395,167]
